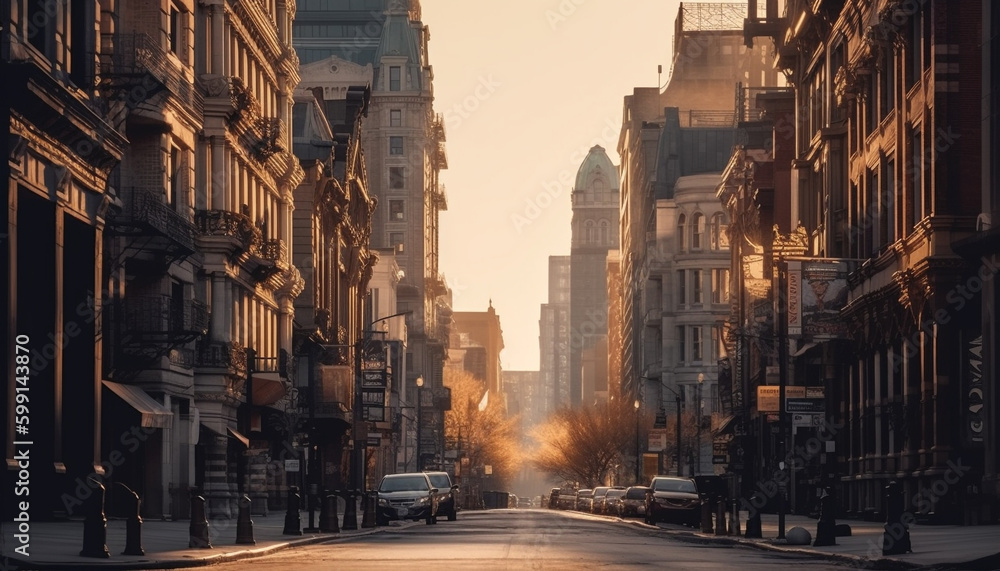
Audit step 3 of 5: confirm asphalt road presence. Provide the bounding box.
[204,509,854,570]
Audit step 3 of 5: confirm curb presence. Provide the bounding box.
[1,527,387,571]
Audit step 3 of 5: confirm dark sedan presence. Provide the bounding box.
[644,476,700,525]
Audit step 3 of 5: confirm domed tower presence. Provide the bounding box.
[569,145,620,406]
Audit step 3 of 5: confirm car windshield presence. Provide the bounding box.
[380,475,429,492]
[626,487,649,499]
[426,474,450,488]
[652,478,696,493]
[607,489,625,498]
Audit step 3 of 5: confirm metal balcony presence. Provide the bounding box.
[105,33,203,114]
[195,340,248,378]
[109,187,198,263]
[195,209,260,254]
[120,295,208,342]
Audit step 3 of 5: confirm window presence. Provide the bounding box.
[390,109,402,127]
[691,212,705,250]
[585,220,595,244]
[389,232,404,253]
[692,270,703,304]
[711,269,729,304]
[389,136,403,155]
[169,2,182,55]
[599,220,609,244]
[710,213,728,250]
[389,200,404,221]
[711,325,725,361]
[911,131,922,227]
[389,66,401,91]
[677,326,686,364]
[390,167,404,189]
[677,269,687,306]
[691,326,703,362]
[677,214,687,251]
[168,146,181,206]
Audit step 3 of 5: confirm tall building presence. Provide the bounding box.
[4,0,128,519]
[451,302,505,397]
[569,146,620,406]
[539,256,571,413]
[617,1,778,412]
[293,0,451,472]
[739,0,995,522]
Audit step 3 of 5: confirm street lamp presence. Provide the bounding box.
[352,310,413,491]
[658,383,684,477]
[415,376,424,471]
[634,399,641,484]
[696,373,704,477]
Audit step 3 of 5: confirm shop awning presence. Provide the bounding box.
[102,380,173,428]
[200,423,250,448]
[714,415,738,436]
[250,372,287,406]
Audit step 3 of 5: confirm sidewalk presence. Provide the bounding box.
[1,510,397,571]
[653,511,1000,570]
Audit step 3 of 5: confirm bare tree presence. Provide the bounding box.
[528,398,647,488]
[443,368,522,488]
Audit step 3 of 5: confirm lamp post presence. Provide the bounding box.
[634,399,641,484]
[352,310,413,492]
[656,381,684,477]
[697,373,704,477]
[415,376,424,471]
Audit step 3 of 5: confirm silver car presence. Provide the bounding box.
[376,473,440,525]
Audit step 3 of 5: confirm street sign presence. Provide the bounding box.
[362,370,387,388]
[367,435,381,446]
[284,459,300,472]
[363,405,385,422]
[648,429,667,452]
[786,398,824,413]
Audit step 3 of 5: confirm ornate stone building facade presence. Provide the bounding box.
[740,0,994,522]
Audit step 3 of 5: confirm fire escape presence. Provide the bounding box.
[99,33,208,378]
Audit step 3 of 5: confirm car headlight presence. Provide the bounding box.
[413,495,430,506]
[378,498,389,507]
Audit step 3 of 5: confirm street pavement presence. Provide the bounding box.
[2,509,998,570]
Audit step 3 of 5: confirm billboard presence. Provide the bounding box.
[787,259,851,339]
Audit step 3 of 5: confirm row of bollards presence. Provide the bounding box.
[79,484,379,559]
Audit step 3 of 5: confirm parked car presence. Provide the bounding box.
[590,487,611,513]
[423,471,459,521]
[376,473,440,525]
[556,487,578,510]
[547,488,560,509]
[575,489,594,512]
[619,486,650,518]
[644,476,700,526]
[603,488,627,516]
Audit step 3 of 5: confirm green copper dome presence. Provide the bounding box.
[574,145,619,191]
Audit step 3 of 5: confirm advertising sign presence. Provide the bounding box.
[648,430,667,452]
[362,370,387,388]
[786,259,852,339]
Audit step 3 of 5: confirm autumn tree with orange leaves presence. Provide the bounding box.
[443,368,522,488]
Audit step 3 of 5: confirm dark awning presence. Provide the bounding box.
[102,380,173,428]
[250,372,287,406]
[200,423,250,448]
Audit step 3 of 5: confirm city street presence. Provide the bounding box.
[205,510,847,571]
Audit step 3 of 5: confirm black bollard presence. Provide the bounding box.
[700,498,714,533]
[361,490,377,528]
[715,497,727,536]
[814,486,837,547]
[189,488,212,548]
[283,486,303,535]
[80,479,111,558]
[320,492,340,533]
[744,493,763,539]
[341,490,359,531]
[882,481,912,555]
[236,495,255,545]
[116,483,144,556]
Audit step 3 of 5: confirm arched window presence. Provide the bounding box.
[585,220,595,244]
[599,220,609,244]
[710,213,729,250]
[677,214,687,251]
[692,212,705,250]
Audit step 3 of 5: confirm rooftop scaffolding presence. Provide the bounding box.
[678,2,747,32]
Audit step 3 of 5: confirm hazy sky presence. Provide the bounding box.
[421,0,684,370]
